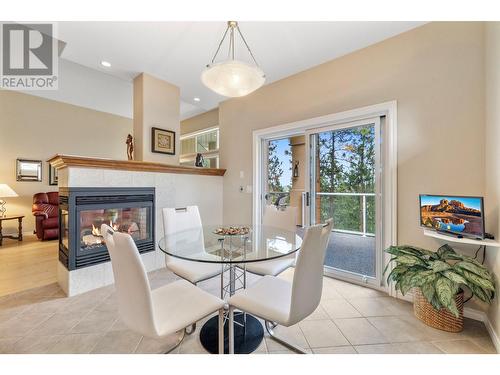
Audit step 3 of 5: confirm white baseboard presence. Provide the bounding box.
[485,316,500,353]
[464,307,500,353]
[463,307,487,322]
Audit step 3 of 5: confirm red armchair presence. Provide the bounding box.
[32,192,59,240]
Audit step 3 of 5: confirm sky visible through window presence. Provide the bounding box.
[269,138,292,191]
[420,195,482,210]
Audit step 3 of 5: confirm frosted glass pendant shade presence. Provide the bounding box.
[201,60,265,98]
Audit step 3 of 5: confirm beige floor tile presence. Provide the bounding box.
[47,333,103,354]
[379,297,414,316]
[460,318,490,339]
[265,324,309,352]
[178,333,208,354]
[334,318,389,345]
[321,299,362,319]
[0,312,53,337]
[91,330,143,353]
[11,335,64,354]
[28,312,82,336]
[399,314,489,342]
[397,342,444,354]
[367,316,429,342]
[94,295,118,313]
[135,333,183,354]
[304,305,330,321]
[25,296,69,314]
[299,319,350,348]
[312,346,357,354]
[355,344,401,354]
[0,337,21,354]
[70,310,117,334]
[470,336,497,354]
[109,317,131,332]
[348,297,400,317]
[265,346,312,354]
[334,281,386,299]
[0,310,18,324]
[432,339,489,354]
[321,279,344,300]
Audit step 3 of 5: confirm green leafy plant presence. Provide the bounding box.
[384,244,496,317]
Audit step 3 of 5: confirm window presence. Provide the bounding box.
[180,127,219,168]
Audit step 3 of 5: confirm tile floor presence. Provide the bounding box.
[0,267,497,354]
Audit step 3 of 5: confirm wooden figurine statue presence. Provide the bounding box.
[126,134,134,160]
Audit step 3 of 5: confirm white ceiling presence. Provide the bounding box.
[58,21,426,119]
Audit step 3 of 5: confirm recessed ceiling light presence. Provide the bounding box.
[100,61,111,68]
[193,97,201,102]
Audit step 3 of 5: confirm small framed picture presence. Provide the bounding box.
[48,163,58,185]
[16,159,42,182]
[151,127,175,155]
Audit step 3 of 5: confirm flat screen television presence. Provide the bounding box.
[419,194,485,239]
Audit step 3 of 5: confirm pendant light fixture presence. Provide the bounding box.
[201,21,265,98]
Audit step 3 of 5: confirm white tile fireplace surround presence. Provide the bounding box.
[48,155,225,297]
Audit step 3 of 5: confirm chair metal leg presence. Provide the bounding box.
[184,323,196,335]
[265,320,307,354]
[218,308,225,354]
[163,330,185,354]
[229,306,235,354]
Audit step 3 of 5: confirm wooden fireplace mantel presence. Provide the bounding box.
[47,154,226,176]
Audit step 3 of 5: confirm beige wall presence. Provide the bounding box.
[180,108,219,135]
[485,22,500,343]
[133,73,180,163]
[0,91,132,234]
[220,22,485,246]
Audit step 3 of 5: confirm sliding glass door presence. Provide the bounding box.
[306,118,382,285]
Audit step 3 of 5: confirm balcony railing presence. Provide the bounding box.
[317,192,375,236]
[265,191,290,207]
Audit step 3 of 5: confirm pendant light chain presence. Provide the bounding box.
[208,21,260,68]
[235,24,260,68]
[210,25,230,65]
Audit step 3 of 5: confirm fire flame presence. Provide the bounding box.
[92,221,119,236]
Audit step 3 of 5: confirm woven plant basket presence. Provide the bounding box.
[413,288,464,332]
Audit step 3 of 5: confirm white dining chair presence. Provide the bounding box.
[228,219,333,354]
[101,224,225,354]
[162,206,222,284]
[245,205,298,277]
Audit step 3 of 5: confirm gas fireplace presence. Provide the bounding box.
[59,187,155,270]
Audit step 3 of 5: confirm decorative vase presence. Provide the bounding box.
[413,288,464,332]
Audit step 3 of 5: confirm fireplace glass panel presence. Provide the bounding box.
[61,208,69,249]
[79,206,150,250]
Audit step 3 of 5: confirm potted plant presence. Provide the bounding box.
[384,244,495,332]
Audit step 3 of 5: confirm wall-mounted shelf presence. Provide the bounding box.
[423,229,500,248]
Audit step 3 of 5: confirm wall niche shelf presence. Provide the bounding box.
[423,229,500,248]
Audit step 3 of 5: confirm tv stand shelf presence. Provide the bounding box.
[423,229,500,248]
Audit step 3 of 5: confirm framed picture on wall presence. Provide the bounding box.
[16,159,42,182]
[48,163,58,185]
[151,127,175,155]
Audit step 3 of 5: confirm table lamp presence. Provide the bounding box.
[0,184,18,217]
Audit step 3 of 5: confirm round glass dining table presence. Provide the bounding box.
[158,224,302,354]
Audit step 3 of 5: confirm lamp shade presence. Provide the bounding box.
[0,184,18,198]
[201,60,265,98]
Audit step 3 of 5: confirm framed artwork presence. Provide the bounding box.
[16,159,42,182]
[48,163,58,185]
[151,127,175,155]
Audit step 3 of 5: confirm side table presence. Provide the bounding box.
[0,215,24,246]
